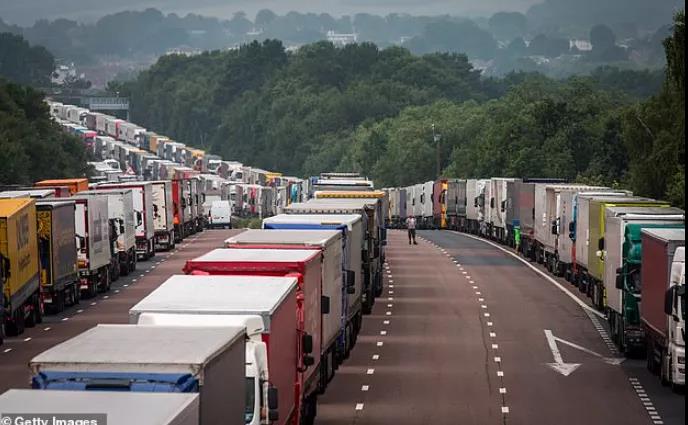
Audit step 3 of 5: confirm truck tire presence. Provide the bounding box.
[26,295,42,327]
[5,309,25,337]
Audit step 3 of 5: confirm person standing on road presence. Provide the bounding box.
[406,215,417,245]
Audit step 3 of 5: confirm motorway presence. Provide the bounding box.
[0,228,240,393]
[1,228,684,425]
[315,230,685,425]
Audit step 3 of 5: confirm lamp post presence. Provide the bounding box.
[432,123,441,179]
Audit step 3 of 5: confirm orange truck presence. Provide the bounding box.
[35,179,89,197]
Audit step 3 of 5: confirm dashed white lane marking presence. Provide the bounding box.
[366,368,375,375]
[501,407,510,414]
[131,279,136,282]
[372,354,380,360]
[451,231,605,319]
[383,320,390,325]
[3,348,12,353]
[388,297,394,301]
[490,332,497,338]
[492,344,499,349]
[499,388,507,394]
[139,274,144,278]
[497,371,505,377]
[90,302,97,306]
[386,311,392,316]
[76,309,84,314]
[380,331,387,336]
[628,378,664,424]
[43,327,51,331]
[487,322,493,326]
[23,337,31,342]
[387,304,393,308]
[103,295,109,299]
[61,317,69,321]
[114,289,120,293]
[494,357,502,363]
[376,341,384,347]
[355,403,364,411]
[484,313,491,318]
[361,385,370,392]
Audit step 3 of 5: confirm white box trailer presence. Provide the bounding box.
[71,196,111,297]
[76,189,137,277]
[30,325,245,425]
[97,182,155,260]
[488,178,521,242]
[466,179,489,235]
[150,180,176,250]
[0,390,200,425]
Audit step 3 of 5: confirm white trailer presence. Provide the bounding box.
[71,196,111,297]
[150,180,176,250]
[488,178,521,242]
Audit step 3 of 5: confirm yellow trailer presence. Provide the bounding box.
[0,198,40,337]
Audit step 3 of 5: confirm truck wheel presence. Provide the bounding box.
[29,295,43,326]
[646,343,658,374]
[5,309,25,336]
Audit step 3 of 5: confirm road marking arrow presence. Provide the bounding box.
[544,330,624,376]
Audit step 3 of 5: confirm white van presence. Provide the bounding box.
[208,200,232,229]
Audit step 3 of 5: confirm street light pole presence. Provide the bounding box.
[432,123,441,179]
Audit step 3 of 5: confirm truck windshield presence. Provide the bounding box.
[245,377,256,424]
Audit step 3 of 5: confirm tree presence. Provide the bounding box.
[488,12,528,41]
[590,25,617,50]
[0,32,55,86]
[255,9,277,28]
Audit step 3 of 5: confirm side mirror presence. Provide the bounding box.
[664,287,674,315]
[490,198,495,208]
[568,222,575,232]
[267,387,279,412]
[302,334,313,354]
[598,237,605,251]
[136,211,143,227]
[345,270,356,288]
[501,200,506,212]
[474,198,478,208]
[321,296,330,315]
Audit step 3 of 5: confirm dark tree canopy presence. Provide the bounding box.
[0,32,55,86]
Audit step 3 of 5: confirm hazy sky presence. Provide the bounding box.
[0,0,541,25]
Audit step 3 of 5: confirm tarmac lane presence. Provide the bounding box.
[316,230,503,425]
[0,228,241,393]
[418,230,684,425]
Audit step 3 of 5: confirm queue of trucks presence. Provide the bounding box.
[0,171,387,424]
[385,177,684,388]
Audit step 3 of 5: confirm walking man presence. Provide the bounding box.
[406,215,417,245]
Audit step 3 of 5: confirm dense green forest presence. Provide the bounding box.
[0,32,54,86]
[117,12,684,207]
[0,79,89,184]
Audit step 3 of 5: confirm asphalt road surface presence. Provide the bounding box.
[315,230,685,425]
[0,228,240,393]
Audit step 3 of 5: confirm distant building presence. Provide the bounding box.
[51,63,78,85]
[569,39,593,52]
[326,30,358,46]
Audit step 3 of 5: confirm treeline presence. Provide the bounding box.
[0,79,89,185]
[117,12,684,208]
[0,32,54,86]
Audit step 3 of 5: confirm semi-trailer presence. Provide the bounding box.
[35,178,89,196]
[76,189,137,276]
[35,200,79,313]
[445,179,467,231]
[0,390,201,425]
[130,275,298,425]
[225,229,357,361]
[602,206,684,354]
[260,214,364,340]
[182,249,331,400]
[0,199,41,337]
[150,180,176,250]
[465,179,489,236]
[30,324,245,425]
[71,196,111,298]
[640,229,685,389]
[96,182,156,260]
[284,198,384,307]
[488,178,521,243]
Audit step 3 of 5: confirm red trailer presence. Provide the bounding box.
[171,179,184,242]
[183,248,324,421]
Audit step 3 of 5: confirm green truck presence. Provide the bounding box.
[602,206,684,355]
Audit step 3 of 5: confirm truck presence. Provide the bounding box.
[579,196,669,308]
[130,275,298,425]
[35,200,79,313]
[182,249,330,399]
[71,195,111,298]
[150,180,176,250]
[261,214,364,331]
[445,179,467,231]
[432,179,448,229]
[225,229,356,361]
[465,179,489,236]
[0,390,200,425]
[76,189,137,277]
[488,178,521,243]
[96,182,156,260]
[172,179,186,243]
[35,178,89,196]
[602,206,684,354]
[284,198,385,305]
[30,324,245,425]
[641,229,685,388]
[0,199,41,337]
[208,200,232,229]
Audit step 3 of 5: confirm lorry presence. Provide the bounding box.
[284,198,385,305]
[465,179,489,235]
[35,200,79,313]
[35,178,89,196]
[641,229,685,388]
[578,196,669,308]
[445,179,467,231]
[129,275,298,425]
[261,214,364,332]
[182,249,330,399]
[225,229,357,361]
[76,189,137,277]
[96,182,156,260]
[0,199,41,337]
[0,390,200,425]
[488,178,521,243]
[71,195,111,298]
[150,180,176,250]
[602,206,684,354]
[30,324,245,425]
